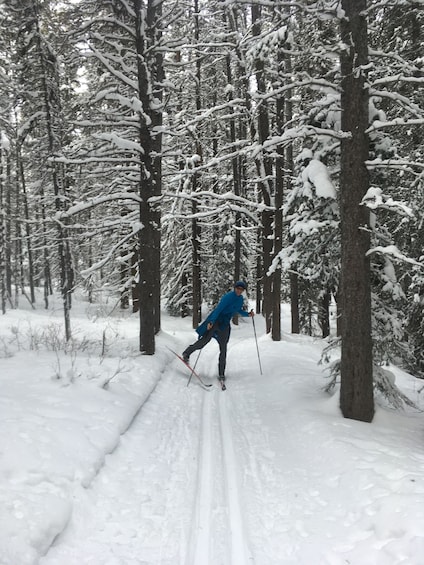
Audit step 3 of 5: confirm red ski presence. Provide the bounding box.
[167,347,213,389]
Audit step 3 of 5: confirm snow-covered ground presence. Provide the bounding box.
[1,292,423,565]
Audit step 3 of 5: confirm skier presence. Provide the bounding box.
[182,281,254,383]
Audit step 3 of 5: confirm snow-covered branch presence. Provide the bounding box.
[80,224,143,277]
[366,245,423,268]
[55,193,142,221]
[93,133,145,154]
[366,118,424,133]
[362,187,414,217]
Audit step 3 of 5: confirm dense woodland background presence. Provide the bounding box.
[0,0,423,422]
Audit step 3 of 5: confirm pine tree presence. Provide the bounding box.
[62,0,165,353]
[339,0,374,422]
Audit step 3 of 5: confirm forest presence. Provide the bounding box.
[0,0,423,422]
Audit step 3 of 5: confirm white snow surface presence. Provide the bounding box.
[302,159,337,200]
[1,293,424,565]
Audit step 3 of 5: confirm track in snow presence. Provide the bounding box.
[187,387,255,565]
[39,354,257,565]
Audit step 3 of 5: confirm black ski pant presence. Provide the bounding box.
[184,323,231,377]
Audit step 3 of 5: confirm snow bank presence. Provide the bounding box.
[0,301,167,565]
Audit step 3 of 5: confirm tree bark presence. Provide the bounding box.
[149,0,163,336]
[0,142,6,314]
[191,0,202,329]
[191,197,202,328]
[17,149,36,304]
[290,272,300,334]
[339,0,374,422]
[251,5,273,332]
[134,0,163,354]
[272,59,284,341]
[319,289,331,339]
[224,29,242,289]
[283,33,299,335]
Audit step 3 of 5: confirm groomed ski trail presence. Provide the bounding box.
[39,365,204,565]
[218,392,255,565]
[39,347,260,565]
[187,387,255,565]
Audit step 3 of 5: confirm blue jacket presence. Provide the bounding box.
[196,290,249,337]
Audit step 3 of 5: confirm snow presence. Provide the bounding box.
[302,159,337,200]
[367,244,422,267]
[1,293,424,565]
[1,131,10,151]
[94,132,145,154]
[362,187,414,217]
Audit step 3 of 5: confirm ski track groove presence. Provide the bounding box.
[187,384,255,565]
[186,390,213,565]
[40,354,257,565]
[40,368,203,565]
[218,391,255,565]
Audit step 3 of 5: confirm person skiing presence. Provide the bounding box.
[182,281,254,382]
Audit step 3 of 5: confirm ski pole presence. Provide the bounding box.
[187,349,202,387]
[251,313,263,375]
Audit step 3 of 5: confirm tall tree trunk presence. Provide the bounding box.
[40,196,52,309]
[256,234,262,314]
[339,0,374,422]
[271,49,285,341]
[0,141,6,314]
[18,149,36,304]
[290,272,299,334]
[251,5,273,332]
[223,18,243,322]
[283,32,299,335]
[225,33,242,287]
[149,0,163,335]
[225,3,249,292]
[134,0,163,354]
[191,0,202,329]
[319,289,331,338]
[191,196,202,328]
[5,147,12,300]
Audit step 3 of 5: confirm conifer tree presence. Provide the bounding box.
[339,0,374,422]
[3,0,73,337]
[62,0,165,353]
